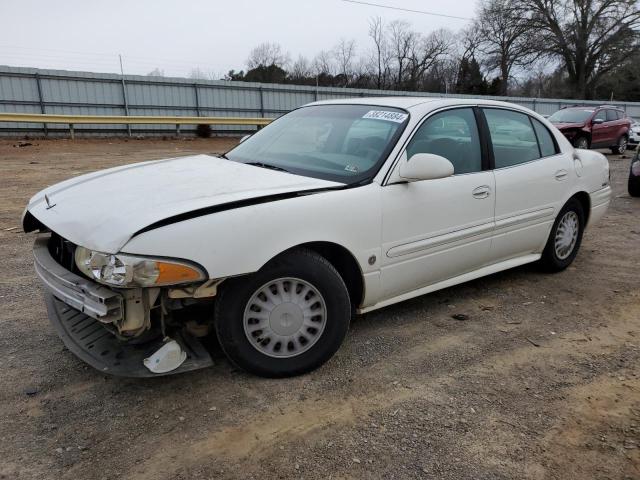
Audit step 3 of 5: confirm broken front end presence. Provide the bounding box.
[33,232,218,376]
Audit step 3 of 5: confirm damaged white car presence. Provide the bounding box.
[24,98,611,377]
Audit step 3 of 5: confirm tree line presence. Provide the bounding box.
[180,0,640,101]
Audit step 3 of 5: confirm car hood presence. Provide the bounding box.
[551,122,585,130]
[25,154,343,253]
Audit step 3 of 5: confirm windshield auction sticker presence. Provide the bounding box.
[362,110,409,123]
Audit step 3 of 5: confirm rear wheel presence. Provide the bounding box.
[574,136,589,150]
[214,249,351,377]
[540,198,585,272]
[611,135,628,155]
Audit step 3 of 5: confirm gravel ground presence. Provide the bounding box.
[0,138,638,480]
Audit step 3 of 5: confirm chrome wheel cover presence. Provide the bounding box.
[576,138,589,149]
[554,211,579,260]
[243,277,327,358]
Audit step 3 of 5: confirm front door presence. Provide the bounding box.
[380,107,495,300]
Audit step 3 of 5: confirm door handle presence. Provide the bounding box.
[555,169,569,181]
[472,185,491,199]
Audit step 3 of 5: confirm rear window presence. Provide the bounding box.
[532,119,558,157]
[483,109,540,168]
[606,110,619,121]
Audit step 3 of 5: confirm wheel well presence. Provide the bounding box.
[572,191,591,225]
[287,242,364,309]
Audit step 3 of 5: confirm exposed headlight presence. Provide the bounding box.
[74,247,205,288]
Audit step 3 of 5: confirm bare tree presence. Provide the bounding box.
[476,0,540,95]
[388,20,416,89]
[519,0,640,98]
[333,38,357,86]
[313,50,335,76]
[405,29,452,90]
[459,25,484,62]
[432,57,461,93]
[246,42,290,69]
[290,55,313,81]
[368,16,391,89]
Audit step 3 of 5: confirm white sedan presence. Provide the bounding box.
[23,98,611,377]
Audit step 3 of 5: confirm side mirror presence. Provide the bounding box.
[592,118,604,125]
[399,153,454,181]
[239,134,251,144]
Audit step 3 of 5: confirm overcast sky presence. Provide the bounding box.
[0,0,476,78]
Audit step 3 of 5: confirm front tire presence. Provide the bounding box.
[540,198,585,272]
[214,249,351,377]
[574,136,589,150]
[629,166,640,197]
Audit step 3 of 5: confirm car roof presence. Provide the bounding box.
[306,96,438,109]
[561,105,623,111]
[306,96,536,112]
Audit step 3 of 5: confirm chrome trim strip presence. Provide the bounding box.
[387,221,495,258]
[494,207,555,231]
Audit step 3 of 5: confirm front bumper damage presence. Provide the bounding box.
[34,235,213,377]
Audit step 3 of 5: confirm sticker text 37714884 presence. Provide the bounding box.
[362,110,409,123]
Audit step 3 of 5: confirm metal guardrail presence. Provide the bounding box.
[0,112,272,138]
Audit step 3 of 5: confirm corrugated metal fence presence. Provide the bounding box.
[2,65,640,137]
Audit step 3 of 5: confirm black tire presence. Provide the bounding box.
[539,198,585,272]
[573,136,589,150]
[214,248,351,377]
[611,135,628,155]
[629,163,640,197]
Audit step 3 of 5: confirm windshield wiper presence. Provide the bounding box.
[216,153,230,160]
[244,162,291,174]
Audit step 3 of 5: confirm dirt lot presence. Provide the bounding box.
[0,137,639,480]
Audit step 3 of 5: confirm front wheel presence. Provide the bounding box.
[574,136,589,150]
[214,249,351,377]
[540,198,585,272]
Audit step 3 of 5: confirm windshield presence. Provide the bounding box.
[225,104,409,183]
[548,109,594,124]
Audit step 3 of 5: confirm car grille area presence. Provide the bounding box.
[48,232,79,273]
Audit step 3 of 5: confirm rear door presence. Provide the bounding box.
[483,108,574,262]
[605,109,620,145]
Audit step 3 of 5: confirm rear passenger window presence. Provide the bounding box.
[606,109,618,121]
[532,119,558,157]
[406,108,482,174]
[483,109,540,168]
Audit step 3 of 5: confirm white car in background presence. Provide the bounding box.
[23,98,611,378]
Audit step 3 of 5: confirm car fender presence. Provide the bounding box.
[120,183,383,304]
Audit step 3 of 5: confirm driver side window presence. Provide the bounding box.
[406,108,482,174]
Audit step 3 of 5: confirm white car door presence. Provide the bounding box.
[482,108,575,262]
[380,107,495,300]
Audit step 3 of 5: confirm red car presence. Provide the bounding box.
[548,106,631,154]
